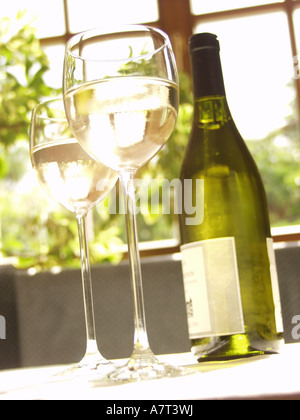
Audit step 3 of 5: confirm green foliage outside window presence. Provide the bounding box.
[247,109,300,227]
[0,12,57,173]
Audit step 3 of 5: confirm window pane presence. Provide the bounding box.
[190,0,284,15]
[194,12,295,140]
[43,44,65,89]
[293,7,300,54]
[1,0,66,38]
[195,13,300,229]
[67,0,159,34]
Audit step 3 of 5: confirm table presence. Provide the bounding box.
[0,344,300,400]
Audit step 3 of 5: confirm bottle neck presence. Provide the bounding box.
[190,47,226,99]
[190,46,232,129]
[195,96,231,130]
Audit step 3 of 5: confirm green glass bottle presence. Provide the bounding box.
[179,33,284,361]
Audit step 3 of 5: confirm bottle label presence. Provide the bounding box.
[267,238,283,333]
[181,237,244,339]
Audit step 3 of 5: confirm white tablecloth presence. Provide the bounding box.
[0,344,300,400]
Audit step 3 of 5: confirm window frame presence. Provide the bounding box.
[37,0,300,249]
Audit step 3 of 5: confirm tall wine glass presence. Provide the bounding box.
[30,98,118,378]
[63,25,186,381]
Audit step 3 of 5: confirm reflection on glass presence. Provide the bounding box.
[190,0,284,15]
[194,12,294,140]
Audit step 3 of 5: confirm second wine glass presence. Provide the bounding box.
[63,25,189,381]
[30,98,118,378]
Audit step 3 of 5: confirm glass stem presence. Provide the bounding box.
[76,213,99,358]
[119,170,151,354]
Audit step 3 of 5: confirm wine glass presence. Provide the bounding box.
[63,25,189,381]
[30,98,118,378]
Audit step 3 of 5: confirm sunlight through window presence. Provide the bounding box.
[190,0,284,15]
[67,0,159,34]
[1,0,65,38]
[195,12,294,140]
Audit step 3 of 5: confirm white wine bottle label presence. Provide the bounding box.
[267,238,284,333]
[181,237,245,339]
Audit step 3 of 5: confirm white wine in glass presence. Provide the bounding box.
[64,77,178,171]
[63,25,193,381]
[30,98,118,378]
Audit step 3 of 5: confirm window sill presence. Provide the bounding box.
[127,226,300,259]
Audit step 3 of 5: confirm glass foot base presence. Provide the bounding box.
[109,350,194,382]
[53,353,115,380]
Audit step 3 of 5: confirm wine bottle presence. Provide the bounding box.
[179,33,284,361]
